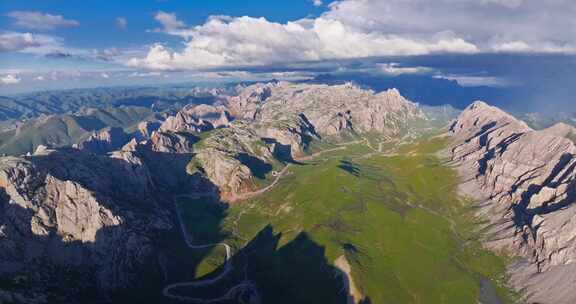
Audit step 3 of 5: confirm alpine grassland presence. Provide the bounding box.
[178,136,516,303]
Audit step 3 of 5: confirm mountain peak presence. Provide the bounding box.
[384,87,401,97]
[467,100,490,109]
[450,100,531,137]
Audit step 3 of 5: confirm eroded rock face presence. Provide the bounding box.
[0,148,170,301]
[75,127,129,155]
[448,101,576,304]
[160,104,231,133]
[192,122,278,198]
[540,122,576,140]
[180,82,423,200]
[149,131,197,154]
[137,120,161,140]
[254,114,319,159]
[227,82,424,139]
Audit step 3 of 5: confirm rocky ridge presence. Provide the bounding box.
[159,104,231,133]
[0,145,171,302]
[0,82,429,302]
[75,127,130,155]
[191,82,425,199]
[448,101,576,304]
[227,82,424,138]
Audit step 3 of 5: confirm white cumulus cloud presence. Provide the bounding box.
[433,75,513,87]
[0,74,22,85]
[0,32,61,52]
[492,40,576,54]
[324,0,575,53]
[6,11,79,31]
[130,16,477,70]
[129,0,576,70]
[154,11,186,31]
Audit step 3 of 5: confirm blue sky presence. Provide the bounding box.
[0,0,574,112]
[0,0,329,49]
[0,0,331,72]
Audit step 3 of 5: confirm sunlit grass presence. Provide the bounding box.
[181,137,517,303]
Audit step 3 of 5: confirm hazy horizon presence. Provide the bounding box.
[1,0,575,112]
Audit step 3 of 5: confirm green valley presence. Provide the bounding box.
[176,137,516,304]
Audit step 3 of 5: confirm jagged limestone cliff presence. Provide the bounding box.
[448,101,576,304]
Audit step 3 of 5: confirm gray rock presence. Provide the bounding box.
[136,120,161,140]
[75,127,129,155]
[190,82,423,199]
[0,148,170,300]
[227,82,424,139]
[448,101,576,304]
[160,104,231,133]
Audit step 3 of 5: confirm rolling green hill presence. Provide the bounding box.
[0,106,158,155]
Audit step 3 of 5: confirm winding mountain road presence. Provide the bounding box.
[161,140,371,302]
[162,195,259,303]
[226,164,291,203]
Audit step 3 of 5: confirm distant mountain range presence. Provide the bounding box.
[0,86,226,121]
[0,86,229,156]
[516,111,576,130]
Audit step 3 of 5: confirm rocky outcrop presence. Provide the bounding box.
[191,122,278,199]
[75,127,129,155]
[227,82,424,139]
[448,101,576,304]
[160,104,231,133]
[148,131,197,154]
[0,147,171,302]
[540,122,576,140]
[136,120,161,140]
[180,114,318,200]
[254,115,319,159]
[179,82,423,200]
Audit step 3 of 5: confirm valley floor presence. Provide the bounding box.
[174,138,517,304]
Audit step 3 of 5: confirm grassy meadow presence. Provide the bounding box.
[177,137,516,303]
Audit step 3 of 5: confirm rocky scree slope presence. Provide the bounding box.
[448,101,576,304]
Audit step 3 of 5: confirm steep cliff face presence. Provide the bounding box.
[191,122,277,198]
[148,130,197,154]
[0,147,171,302]
[177,114,318,200]
[136,120,161,140]
[159,104,231,133]
[75,127,130,155]
[448,101,576,304]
